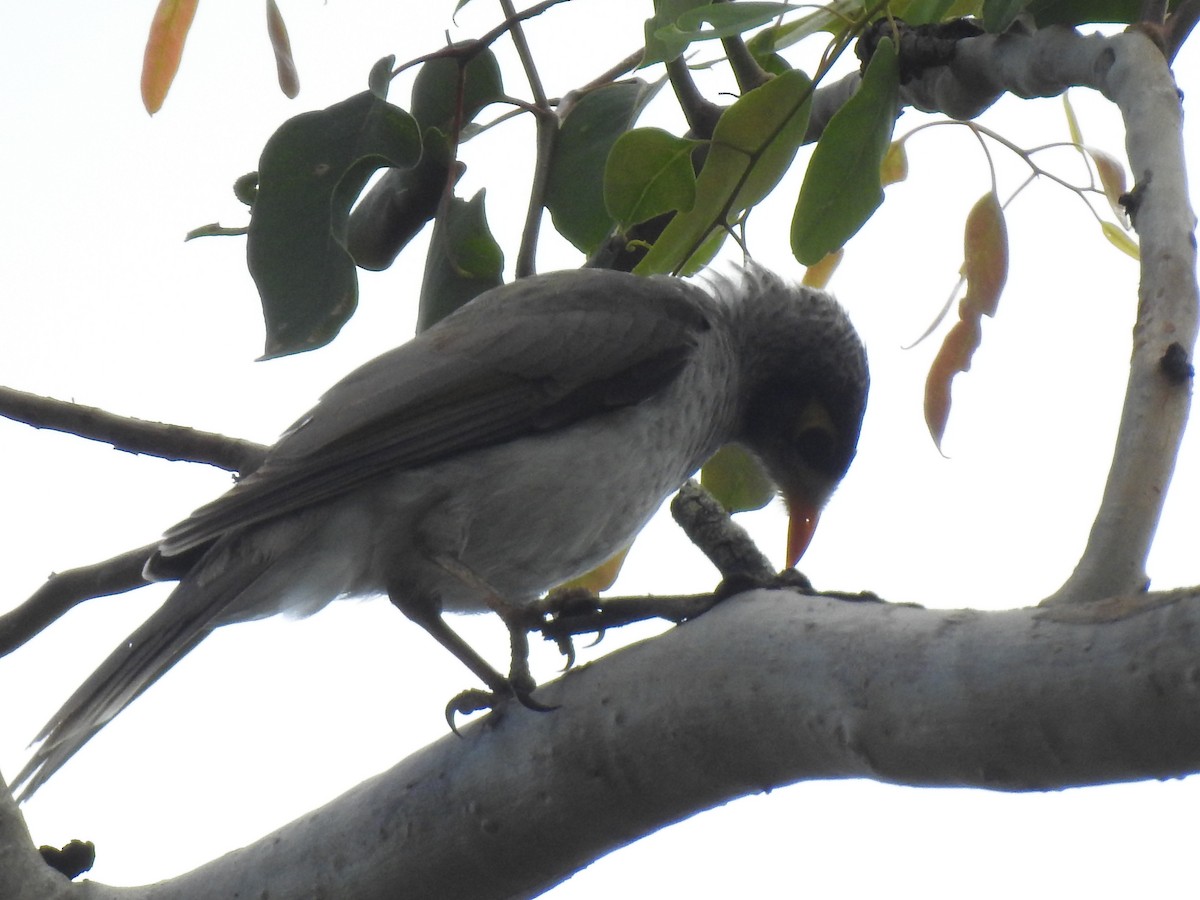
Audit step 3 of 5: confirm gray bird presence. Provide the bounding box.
[14,263,868,800]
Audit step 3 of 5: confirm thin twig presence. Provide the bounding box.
[499,0,559,278]
[0,386,267,473]
[1166,0,1200,59]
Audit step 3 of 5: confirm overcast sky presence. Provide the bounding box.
[2,2,1198,896]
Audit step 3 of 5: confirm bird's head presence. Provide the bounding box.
[721,265,869,566]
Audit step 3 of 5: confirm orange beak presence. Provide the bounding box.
[785,500,819,568]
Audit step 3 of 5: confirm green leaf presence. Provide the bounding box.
[417,190,504,332]
[546,80,658,254]
[604,128,700,230]
[641,0,713,67]
[368,55,395,100]
[899,0,960,25]
[247,90,421,358]
[746,0,860,53]
[410,45,504,130]
[665,2,799,45]
[346,127,462,272]
[981,0,1028,31]
[635,67,813,275]
[1026,0,1180,26]
[791,38,899,266]
[701,444,776,513]
[1101,220,1140,259]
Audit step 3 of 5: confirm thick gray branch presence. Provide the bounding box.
[40,588,1200,900]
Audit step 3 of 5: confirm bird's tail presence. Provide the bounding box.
[14,550,273,801]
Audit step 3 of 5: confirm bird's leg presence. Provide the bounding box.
[423,555,554,716]
[387,588,511,695]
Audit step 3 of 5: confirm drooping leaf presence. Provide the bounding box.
[880,139,909,186]
[141,0,198,115]
[924,315,982,451]
[981,0,1028,32]
[368,55,395,100]
[556,546,631,593]
[923,192,1009,448]
[248,90,421,358]
[791,38,899,265]
[961,191,1008,316]
[635,67,813,275]
[701,444,776,513]
[266,0,300,99]
[417,190,504,332]
[546,80,659,254]
[1101,220,1140,259]
[641,0,714,67]
[1062,91,1084,148]
[410,46,504,131]
[346,128,463,272]
[1087,147,1129,221]
[605,128,700,230]
[802,249,843,288]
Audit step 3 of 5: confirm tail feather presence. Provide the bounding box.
[15,548,275,801]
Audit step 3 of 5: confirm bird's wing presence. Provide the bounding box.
[156,270,714,559]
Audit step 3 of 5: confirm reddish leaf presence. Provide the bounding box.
[266,0,300,99]
[141,0,199,115]
[925,192,1008,449]
[961,192,1008,317]
[924,314,982,451]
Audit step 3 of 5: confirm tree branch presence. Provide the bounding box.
[40,587,1200,898]
[0,386,267,473]
[0,545,157,658]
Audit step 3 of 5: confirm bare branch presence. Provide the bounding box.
[0,545,157,659]
[0,386,267,473]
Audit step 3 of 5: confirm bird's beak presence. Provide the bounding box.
[785,498,819,568]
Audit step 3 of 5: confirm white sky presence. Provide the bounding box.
[1,1,1198,896]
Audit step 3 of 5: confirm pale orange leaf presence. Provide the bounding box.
[802,248,843,288]
[141,0,199,115]
[266,0,300,99]
[962,192,1008,317]
[924,314,983,451]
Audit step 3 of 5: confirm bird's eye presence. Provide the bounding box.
[794,426,837,472]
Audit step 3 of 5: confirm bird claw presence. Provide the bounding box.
[443,681,557,736]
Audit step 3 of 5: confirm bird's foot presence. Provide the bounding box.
[715,566,814,601]
[444,678,556,736]
[537,587,606,667]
